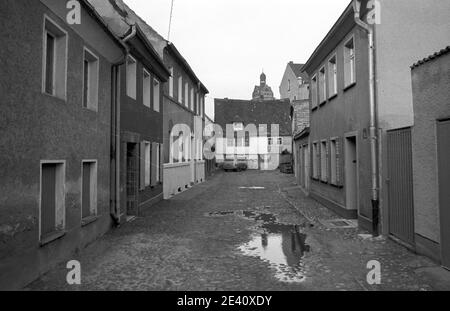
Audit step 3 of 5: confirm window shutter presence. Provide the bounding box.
[335,137,344,187]
[151,142,157,186]
[139,141,145,190]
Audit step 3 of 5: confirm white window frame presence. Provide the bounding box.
[39,160,66,245]
[81,160,98,223]
[153,77,160,112]
[328,54,337,98]
[143,68,151,108]
[126,55,137,99]
[312,142,319,179]
[42,15,68,100]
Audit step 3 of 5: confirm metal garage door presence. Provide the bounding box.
[387,128,415,246]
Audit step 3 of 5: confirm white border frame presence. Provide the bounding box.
[42,14,68,101]
[80,160,98,221]
[82,46,100,111]
[39,160,66,243]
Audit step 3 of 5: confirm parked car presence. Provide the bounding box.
[223,159,248,172]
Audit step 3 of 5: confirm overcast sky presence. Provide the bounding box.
[125,0,350,119]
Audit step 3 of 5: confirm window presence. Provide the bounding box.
[312,142,319,179]
[126,56,137,99]
[185,82,189,107]
[156,143,161,183]
[227,137,234,147]
[288,79,291,91]
[81,161,97,222]
[143,69,151,108]
[178,76,183,103]
[311,75,318,109]
[144,141,151,187]
[233,122,244,131]
[190,88,195,111]
[344,37,356,87]
[319,67,326,104]
[82,48,99,111]
[196,92,199,115]
[268,137,274,146]
[200,96,204,117]
[330,139,337,185]
[153,78,160,112]
[278,137,283,145]
[43,16,67,99]
[169,67,174,97]
[328,55,337,97]
[40,161,65,244]
[320,140,328,182]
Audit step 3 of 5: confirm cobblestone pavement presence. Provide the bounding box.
[26,171,450,291]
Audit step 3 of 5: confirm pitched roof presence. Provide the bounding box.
[214,98,292,136]
[288,62,308,80]
[411,46,450,69]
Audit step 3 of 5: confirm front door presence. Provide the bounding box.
[126,143,138,217]
[345,136,358,211]
[437,120,450,269]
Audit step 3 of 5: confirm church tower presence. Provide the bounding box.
[252,71,275,101]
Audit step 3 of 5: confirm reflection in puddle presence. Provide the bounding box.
[206,210,311,283]
[239,221,310,283]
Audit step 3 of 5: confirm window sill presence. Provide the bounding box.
[320,180,329,184]
[42,91,67,103]
[81,215,99,227]
[40,230,66,247]
[319,100,327,107]
[344,82,356,92]
[330,183,344,189]
[311,106,318,112]
[328,93,338,101]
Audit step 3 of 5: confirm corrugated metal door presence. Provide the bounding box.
[387,128,415,246]
[437,119,450,269]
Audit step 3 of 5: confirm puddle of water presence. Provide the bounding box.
[239,221,310,283]
[205,209,311,282]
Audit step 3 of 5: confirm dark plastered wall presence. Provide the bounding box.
[120,55,164,208]
[307,26,373,225]
[0,0,123,289]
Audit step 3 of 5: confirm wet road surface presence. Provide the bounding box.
[26,171,450,291]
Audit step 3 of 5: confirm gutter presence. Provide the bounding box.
[353,0,379,236]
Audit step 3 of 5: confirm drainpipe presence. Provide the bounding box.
[110,47,128,225]
[353,0,379,236]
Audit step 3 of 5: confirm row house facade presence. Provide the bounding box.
[0,0,127,289]
[301,0,450,263]
[93,0,210,200]
[162,43,208,199]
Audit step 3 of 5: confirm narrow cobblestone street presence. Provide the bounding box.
[26,171,450,291]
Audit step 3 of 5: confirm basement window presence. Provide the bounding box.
[40,161,66,245]
[83,48,99,111]
[81,160,98,223]
[42,16,67,100]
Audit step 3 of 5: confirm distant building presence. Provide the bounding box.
[280,62,309,103]
[410,47,450,268]
[214,99,292,170]
[252,72,275,101]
